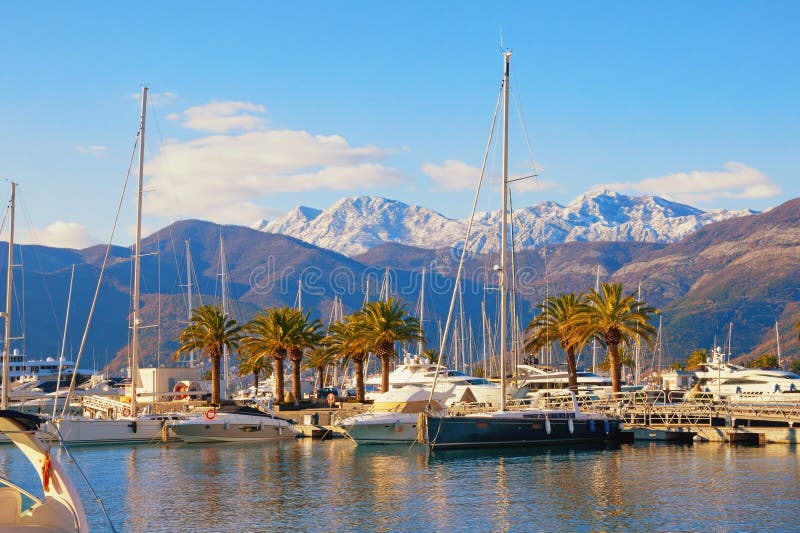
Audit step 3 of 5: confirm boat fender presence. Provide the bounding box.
[544,419,551,435]
[589,420,596,432]
[567,418,574,434]
[42,452,52,492]
[130,420,138,433]
[603,419,610,435]
[205,409,216,420]
[122,408,131,417]
[223,421,229,430]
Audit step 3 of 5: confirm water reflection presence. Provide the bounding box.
[53,440,800,532]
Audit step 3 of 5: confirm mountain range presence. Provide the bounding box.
[2,191,797,374]
[253,190,755,256]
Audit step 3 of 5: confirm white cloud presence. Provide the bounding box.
[170,101,268,133]
[422,159,481,190]
[601,162,782,204]
[75,144,107,157]
[128,90,178,107]
[142,121,408,221]
[423,158,557,193]
[18,221,95,249]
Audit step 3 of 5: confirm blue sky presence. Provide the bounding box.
[1,1,797,248]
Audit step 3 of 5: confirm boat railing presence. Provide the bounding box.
[447,402,498,416]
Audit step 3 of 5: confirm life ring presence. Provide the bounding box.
[205,409,216,420]
[122,408,132,417]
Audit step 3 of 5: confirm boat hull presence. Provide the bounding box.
[424,412,625,450]
[48,417,172,445]
[170,413,299,443]
[340,413,419,445]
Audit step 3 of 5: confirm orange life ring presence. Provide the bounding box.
[205,408,216,420]
[122,408,132,417]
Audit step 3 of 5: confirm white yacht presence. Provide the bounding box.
[338,385,460,445]
[692,346,800,401]
[515,364,612,392]
[3,349,95,383]
[362,354,502,406]
[168,399,300,443]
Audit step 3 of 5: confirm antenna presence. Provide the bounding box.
[499,26,504,51]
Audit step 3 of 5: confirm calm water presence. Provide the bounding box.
[2,438,799,532]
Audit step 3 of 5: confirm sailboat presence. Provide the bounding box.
[50,87,183,444]
[422,50,626,450]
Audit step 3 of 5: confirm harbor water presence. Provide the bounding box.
[2,439,798,532]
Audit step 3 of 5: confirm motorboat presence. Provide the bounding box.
[337,385,453,445]
[168,399,300,443]
[692,346,800,401]
[363,354,502,406]
[515,364,612,391]
[0,410,89,532]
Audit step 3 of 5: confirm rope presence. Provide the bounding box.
[61,132,139,416]
[426,81,503,423]
[49,426,119,533]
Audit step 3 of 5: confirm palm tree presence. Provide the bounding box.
[355,297,424,393]
[240,306,296,404]
[524,292,588,391]
[286,309,324,404]
[572,282,658,393]
[303,344,338,389]
[326,318,368,401]
[684,349,708,371]
[238,346,273,395]
[175,304,241,404]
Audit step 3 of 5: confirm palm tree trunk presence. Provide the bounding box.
[566,347,578,391]
[379,341,393,393]
[253,370,260,393]
[354,357,365,402]
[609,343,622,393]
[274,350,286,403]
[291,356,302,405]
[211,354,221,404]
[316,366,325,388]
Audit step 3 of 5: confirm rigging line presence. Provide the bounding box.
[156,229,162,366]
[168,226,187,310]
[148,94,187,225]
[428,81,502,407]
[511,78,541,180]
[16,194,64,351]
[61,132,140,417]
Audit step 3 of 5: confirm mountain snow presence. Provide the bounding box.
[253,190,755,256]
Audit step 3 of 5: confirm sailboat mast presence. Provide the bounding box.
[417,268,425,357]
[776,320,782,369]
[185,240,194,366]
[220,234,229,400]
[499,50,511,412]
[131,86,147,417]
[1,181,15,410]
[591,265,600,371]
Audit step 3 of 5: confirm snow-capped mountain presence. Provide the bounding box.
[253,190,755,256]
